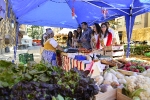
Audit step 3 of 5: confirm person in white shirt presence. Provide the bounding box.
[42,30,64,66]
[105,22,116,45]
[100,23,114,50]
[90,23,101,50]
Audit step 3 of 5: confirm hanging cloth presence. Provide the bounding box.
[96,35,100,49]
[106,32,112,46]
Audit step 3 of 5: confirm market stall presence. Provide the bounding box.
[1,0,150,100]
[61,45,124,71]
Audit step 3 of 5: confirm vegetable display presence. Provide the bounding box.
[118,59,150,73]
[123,75,150,100]
[93,68,127,93]
[0,60,99,100]
[141,69,150,77]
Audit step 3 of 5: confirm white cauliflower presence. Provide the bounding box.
[125,75,150,100]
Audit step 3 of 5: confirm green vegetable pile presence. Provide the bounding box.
[0,60,99,100]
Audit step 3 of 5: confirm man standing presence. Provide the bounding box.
[41,28,51,47]
[78,22,92,49]
[105,22,117,45]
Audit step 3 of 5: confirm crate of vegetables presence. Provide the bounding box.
[93,89,117,100]
[117,89,132,100]
[117,59,150,75]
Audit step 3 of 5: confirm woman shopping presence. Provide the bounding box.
[67,31,73,47]
[42,30,64,66]
[100,23,114,49]
[72,30,79,48]
[90,23,101,50]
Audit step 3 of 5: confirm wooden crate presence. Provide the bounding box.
[105,45,124,51]
[94,89,132,100]
[94,89,117,100]
[105,50,124,57]
[117,69,138,76]
[117,89,132,100]
[104,45,124,58]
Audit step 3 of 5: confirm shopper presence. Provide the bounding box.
[105,22,116,45]
[67,31,73,47]
[100,23,114,49]
[78,22,92,49]
[77,27,82,47]
[42,30,64,66]
[41,28,51,47]
[77,27,82,40]
[72,30,79,48]
[91,23,101,50]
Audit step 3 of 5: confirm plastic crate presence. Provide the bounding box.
[19,53,34,64]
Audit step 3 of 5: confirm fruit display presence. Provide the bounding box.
[117,59,150,73]
[0,60,99,100]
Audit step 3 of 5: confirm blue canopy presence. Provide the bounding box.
[86,0,150,57]
[8,0,121,28]
[8,0,122,60]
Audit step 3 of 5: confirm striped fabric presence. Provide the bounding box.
[62,55,88,71]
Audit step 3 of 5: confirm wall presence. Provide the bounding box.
[122,27,150,43]
[148,13,150,27]
[115,12,150,31]
[0,0,17,54]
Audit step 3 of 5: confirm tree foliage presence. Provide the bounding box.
[27,25,43,39]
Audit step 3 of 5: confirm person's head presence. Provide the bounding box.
[68,31,73,38]
[81,22,88,30]
[73,30,78,38]
[93,23,101,33]
[46,30,54,38]
[101,23,109,37]
[77,27,82,33]
[105,22,110,28]
[46,28,51,32]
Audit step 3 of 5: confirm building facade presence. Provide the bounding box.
[115,12,150,31]
[115,12,150,43]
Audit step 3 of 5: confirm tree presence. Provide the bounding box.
[27,25,44,39]
[108,19,120,30]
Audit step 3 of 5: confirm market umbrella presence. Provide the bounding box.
[8,0,121,28]
[8,0,122,60]
[83,0,150,57]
